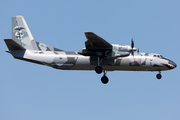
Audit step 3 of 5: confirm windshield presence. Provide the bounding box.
[153,54,164,59]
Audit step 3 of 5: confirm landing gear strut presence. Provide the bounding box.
[156,71,162,79]
[101,70,109,84]
[95,57,103,74]
[94,57,109,84]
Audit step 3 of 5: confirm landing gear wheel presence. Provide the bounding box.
[101,76,109,84]
[95,66,103,74]
[156,74,162,79]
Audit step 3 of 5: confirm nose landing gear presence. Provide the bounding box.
[156,71,162,79]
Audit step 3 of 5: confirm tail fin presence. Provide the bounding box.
[11,16,63,51]
[12,16,35,50]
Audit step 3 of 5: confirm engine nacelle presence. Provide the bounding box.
[78,47,130,59]
[111,51,130,58]
[78,48,97,56]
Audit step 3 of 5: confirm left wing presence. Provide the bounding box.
[85,32,112,50]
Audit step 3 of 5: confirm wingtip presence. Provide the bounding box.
[85,32,93,34]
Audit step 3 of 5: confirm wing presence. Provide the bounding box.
[85,32,112,50]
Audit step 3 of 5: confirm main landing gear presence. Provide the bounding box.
[95,66,103,74]
[95,57,103,74]
[101,70,109,84]
[95,57,109,84]
[95,66,109,84]
[156,71,162,79]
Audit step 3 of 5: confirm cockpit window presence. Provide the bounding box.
[153,54,164,59]
[159,55,164,59]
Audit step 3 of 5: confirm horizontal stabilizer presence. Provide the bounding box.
[4,39,25,50]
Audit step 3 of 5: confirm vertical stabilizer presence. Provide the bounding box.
[12,16,35,50]
[11,16,63,51]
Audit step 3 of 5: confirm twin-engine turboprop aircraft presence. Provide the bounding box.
[4,16,177,84]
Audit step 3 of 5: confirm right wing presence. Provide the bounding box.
[85,32,112,50]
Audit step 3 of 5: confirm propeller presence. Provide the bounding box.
[131,38,134,48]
[130,38,137,56]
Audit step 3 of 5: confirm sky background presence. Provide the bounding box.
[0,0,180,120]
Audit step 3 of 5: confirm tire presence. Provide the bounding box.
[101,76,109,84]
[156,74,162,79]
[95,66,103,74]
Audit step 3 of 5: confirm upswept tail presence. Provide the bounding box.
[10,16,63,51]
[12,16,34,50]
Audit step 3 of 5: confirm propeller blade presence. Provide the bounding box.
[131,38,134,48]
[131,38,134,56]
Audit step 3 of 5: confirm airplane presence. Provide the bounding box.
[4,16,177,84]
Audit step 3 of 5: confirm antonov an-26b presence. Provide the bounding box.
[4,16,177,84]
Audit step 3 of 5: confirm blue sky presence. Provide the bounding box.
[0,0,180,120]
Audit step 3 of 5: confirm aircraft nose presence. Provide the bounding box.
[168,60,177,68]
[161,59,177,70]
